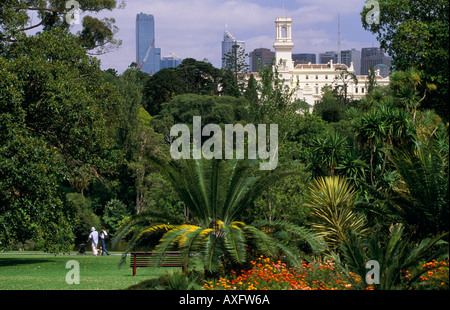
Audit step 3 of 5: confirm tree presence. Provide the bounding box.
[390,68,436,122]
[361,0,449,121]
[366,65,377,94]
[0,28,122,253]
[333,67,358,107]
[222,44,249,95]
[143,67,186,116]
[152,93,250,142]
[308,132,348,176]
[313,86,346,123]
[176,58,222,95]
[244,74,259,104]
[0,0,122,55]
[142,59,226,116]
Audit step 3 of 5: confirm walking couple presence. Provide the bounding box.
[87,226,110,256]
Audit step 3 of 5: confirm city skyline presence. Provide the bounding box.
[82,0,381,73]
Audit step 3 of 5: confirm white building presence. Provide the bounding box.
[249,17,390,109]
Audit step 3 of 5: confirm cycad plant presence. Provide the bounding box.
[116,158,326,274]
[305,176,368,250]
[339,223,448,290]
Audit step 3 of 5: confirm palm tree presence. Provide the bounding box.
[305,176,368,250]
[309,132,348,176]
[353,101,412,187]
[115,158,326,273]
[335,146,368,191]
[353,108,386,186]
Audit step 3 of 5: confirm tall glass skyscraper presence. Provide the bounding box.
[136,13,161,75]
[221,29,245,69]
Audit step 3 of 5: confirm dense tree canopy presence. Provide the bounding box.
[361,0,449,121]
[0,28,122,252]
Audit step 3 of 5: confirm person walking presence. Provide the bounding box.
[87,227,99,256]
[100,226,110,256]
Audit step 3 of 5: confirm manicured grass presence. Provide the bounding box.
[0,253,183,290]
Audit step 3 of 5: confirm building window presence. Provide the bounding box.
[356,87,359,93]
[315,75,318,79]
[315,87,319,94]
[362,87,365,93]
[325,75,328,79]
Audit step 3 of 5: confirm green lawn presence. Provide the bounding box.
[0,253,182,290]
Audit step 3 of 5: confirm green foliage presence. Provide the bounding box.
[361,0,449,120]
[389,138,449,238]
[156,270,204,290]
[165,94,248,125]
[143,58,224,116]
[305,176,368,249]
[0,28,121,253]
[307,132,349,176]
[1,0,121,55]
[339,224,448,290]
[102,199,129,235]
[66,193,100,244]
[313,86,346,123]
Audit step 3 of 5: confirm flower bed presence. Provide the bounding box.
[412,259,449,290]
[203,256,363,290]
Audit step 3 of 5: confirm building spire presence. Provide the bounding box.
[337,13,341,64]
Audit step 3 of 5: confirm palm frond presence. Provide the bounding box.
[156,225,197,254]
[203,234,223,272]
[243,225,278,258]
[222,223,246,264]
[253,220,327,253]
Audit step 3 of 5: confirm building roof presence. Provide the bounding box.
[294,63,348,70]
[162,53,182,59]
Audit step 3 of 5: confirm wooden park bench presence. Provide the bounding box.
[130,251,187,276]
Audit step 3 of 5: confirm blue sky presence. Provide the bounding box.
[82,0,379,73]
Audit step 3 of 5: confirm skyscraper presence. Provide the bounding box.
[319,51,338,64]
[221,29,245,70]
[136,13,161,75]
[161,53,183,69]
[340,49,361,75]
[361,47,392,77]
[292,53,317,65]
[249,48,275,72]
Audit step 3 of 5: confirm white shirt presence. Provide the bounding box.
[89,231,99,244]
